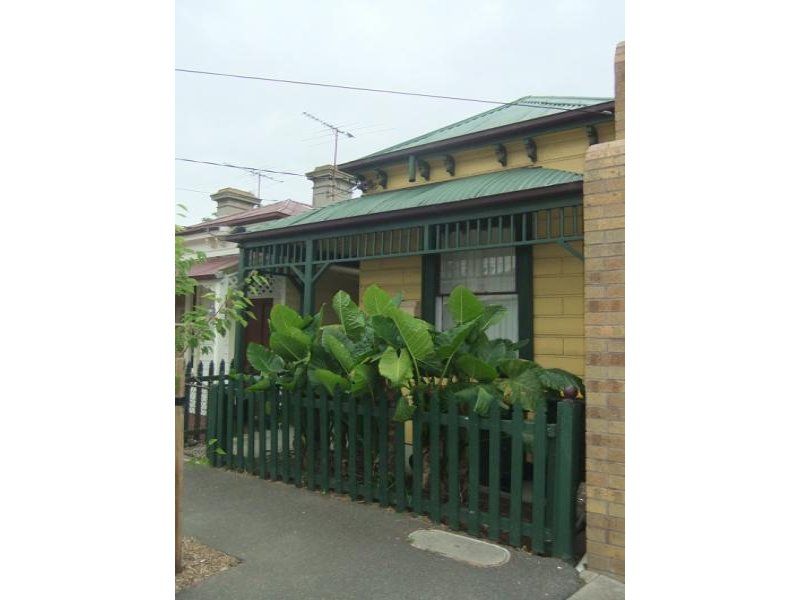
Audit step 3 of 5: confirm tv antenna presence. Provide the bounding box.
[245,168,283,201]
[302,111,355,171]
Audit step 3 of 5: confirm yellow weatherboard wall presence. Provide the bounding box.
[362,122,614,194]
[532,242,585,377]
[359,256,422,313]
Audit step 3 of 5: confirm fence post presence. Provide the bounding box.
[552,387,582,562]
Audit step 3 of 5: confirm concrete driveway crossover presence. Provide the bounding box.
[179,463,582,600]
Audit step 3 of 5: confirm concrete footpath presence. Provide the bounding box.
[178,463,584,600]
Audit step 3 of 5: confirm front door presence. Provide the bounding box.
[243,298,273,372]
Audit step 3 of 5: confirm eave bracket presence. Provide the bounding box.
[558,239,585,262]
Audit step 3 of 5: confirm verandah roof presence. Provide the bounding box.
[240,167,582,238]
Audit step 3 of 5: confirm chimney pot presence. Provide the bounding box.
[306,165,356,208]
[210,188,259,217]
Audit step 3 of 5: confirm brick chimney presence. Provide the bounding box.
[306,165,356,208]
[210,188,259,217]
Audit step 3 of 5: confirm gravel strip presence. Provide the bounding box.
[176,537,240,593]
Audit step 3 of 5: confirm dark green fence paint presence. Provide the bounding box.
[429,390,441,524]
[510,402,524,546]
[269,388,278,479]
[412,395,423,514]
[488,402,501,540]
[378,393,389,507]
[306,386,316,491]
[348,393,357,500]
[225,378,234,469]
[468,403,480,536]
[334,391,343,494]
[394,419,407,512]
[258,390,267,479]
[293,388,302,486]
[532,396,548,553]
[363,398,373,503]
[447,396,459,529]
[281,390,290,482]
[247,389,256,473]
[320,390,330,492]
[236,379,245,471]
[204,378,585,562]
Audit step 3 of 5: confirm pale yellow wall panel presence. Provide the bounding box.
[563,297,585,315]
[359,256,422,305]
[533,275,584,296]
[533,297,563,316]
[534,316,584,336]
[534,338,564,355]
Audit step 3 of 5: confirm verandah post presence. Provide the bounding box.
[302,239,315,315]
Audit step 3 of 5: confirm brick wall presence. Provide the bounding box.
[583,41,625,581]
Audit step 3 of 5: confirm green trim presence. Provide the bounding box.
[558,240,585,262]
[302,239,314,315]
[515,245,533,360]
[407,155,416,182]
[421,226,439,323]
[241,193,582,247]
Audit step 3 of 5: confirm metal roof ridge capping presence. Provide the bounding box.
[230,167,583,240]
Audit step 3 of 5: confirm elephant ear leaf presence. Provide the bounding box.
[378,347,413,388]
[454,384,501,416]
[269,303,304,333]
[362,284,394,317]
[496,364,544,411]
[332,290,366,340]
[309,368,350,395]
[537,368,585,396]
[387,307,434,365]
[476,304,508,332]
[392,394,416,422]
[348,363,376,396]
[247,343,284,374]
[270,326,311,362]
[246,377,272,392]
[447,285,484,324]
[455,354,498,383]
[321,328,356,372]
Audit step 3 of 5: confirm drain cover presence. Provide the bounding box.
[408,529,510,567]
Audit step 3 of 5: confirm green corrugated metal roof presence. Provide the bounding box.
[360,96,611,159]
[243,167,582,235]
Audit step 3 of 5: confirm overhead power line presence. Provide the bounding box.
[175,68,613,116]
[175,157,306,177]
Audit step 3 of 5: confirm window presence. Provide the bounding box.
[435,247,518,341]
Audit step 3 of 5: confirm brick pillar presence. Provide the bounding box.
[582,41,625,581]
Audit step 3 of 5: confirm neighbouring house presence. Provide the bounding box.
[227,43,625,580]
[176,188,311,370]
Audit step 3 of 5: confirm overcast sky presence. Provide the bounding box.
[176,0,624,225]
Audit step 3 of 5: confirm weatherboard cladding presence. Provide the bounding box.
[361,96,612,159]
[242,167,582,235]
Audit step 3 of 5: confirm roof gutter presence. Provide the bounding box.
[338,102,614,172]
[226,180,583,244]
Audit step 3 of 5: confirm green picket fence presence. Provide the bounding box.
[204,361,585,562]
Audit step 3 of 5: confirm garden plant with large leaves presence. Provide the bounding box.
[246,284,584,421]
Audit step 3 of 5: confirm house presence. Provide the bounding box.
[176,188,311,369]
[227,43,625,580]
